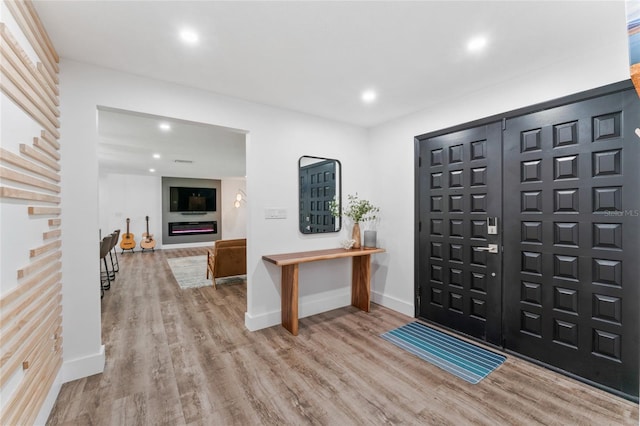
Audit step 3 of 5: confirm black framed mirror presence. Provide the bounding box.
[298,156,341,234]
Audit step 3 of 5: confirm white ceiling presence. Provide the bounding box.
[97,107,246,179]
[32,1,627,177]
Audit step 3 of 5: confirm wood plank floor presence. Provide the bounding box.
[47,248,639,425]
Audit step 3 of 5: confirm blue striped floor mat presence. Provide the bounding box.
[381,322,506,384]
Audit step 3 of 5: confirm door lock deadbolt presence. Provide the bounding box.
[487,217,498,235]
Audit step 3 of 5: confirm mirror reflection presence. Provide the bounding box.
[299,156,341,234]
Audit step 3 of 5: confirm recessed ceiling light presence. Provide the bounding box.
[159,122,171,131]
[179,29,199,45]
[361,90,377,104]
[467,36,488,52]
[149,168,156,173]
[152,153,161,159]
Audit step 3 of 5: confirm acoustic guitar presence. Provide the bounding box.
[120,218,136,253]
[140,215,156,252]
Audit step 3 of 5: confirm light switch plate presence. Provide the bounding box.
[265,208,287,219]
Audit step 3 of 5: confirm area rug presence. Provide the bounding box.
[167,256,210,289]
[381,322,506,384]
[167,256,247,289]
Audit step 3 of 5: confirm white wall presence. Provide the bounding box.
[98,173,162,245]
[367,37,631,317]
[60,60,369,382]
[221,178,247,239]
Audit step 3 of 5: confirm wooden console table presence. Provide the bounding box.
[262,247,385,336]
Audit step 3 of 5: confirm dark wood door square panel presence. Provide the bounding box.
[592,223,622,250]
[522,191,542,212]
[554,189,579,213]
[521,128,542,152]
[553,222,579,247]
[449,144,464,164]
[592,258,622,287]
[521,311,542,337]
[471,140,487,160]
[553,286,579,313]
[521,251,542,274]
[471,167,487,186]
[592,112,621,142]
[553,121,578,147]
[431,172,443,189]
[592,294,621,324]
[554,155,579,180]
[593,187,622,212]
[449,169,464,187]
[521,281,542,305]
[554,255,579,280]
[592,329,621,361]
[522,221,543,243]
[431,196,443,212]
[521,160,542,182]
[431,148,443,166]
[553,319,578,348]
[592,150,621,176]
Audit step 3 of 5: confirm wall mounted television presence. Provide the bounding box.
[169,187,216,212]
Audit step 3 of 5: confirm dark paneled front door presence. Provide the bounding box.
[417,122,503,346]
[502,89,639,397]
[417,84,639,399]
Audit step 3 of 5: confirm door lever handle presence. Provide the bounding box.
[475,244,499,253]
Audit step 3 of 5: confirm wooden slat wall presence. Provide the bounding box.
[0,1,62,424]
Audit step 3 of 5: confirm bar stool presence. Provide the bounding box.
[100,235,113,297]
[109,229,120,273]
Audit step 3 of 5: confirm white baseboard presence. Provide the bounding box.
[371,290,414,317]
[245,289,350,331]
[60,344,105,384]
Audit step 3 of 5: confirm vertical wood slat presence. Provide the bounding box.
[0,279,60,335]
[29,239,61,258]
[0,23,59,118]
[20,143,60,171]
[0,166,60,193]
[3,262,61,309]
[37,61,59,98]
[0,310,61,423]
[19,353,62,426]
[41,130,60,150]
[43,229,61,240]
[0,297,62,384]
[1,0,63,423]
[0,186,60,203]
[0,147,60,182]
[3,338,61,426]
[21,350,62,424]
[28,206,60,215]
[3,0,59,81]
[22,0,59,63]
[17,250,61,279]
[0,67,60,138]
[33,136,60,160]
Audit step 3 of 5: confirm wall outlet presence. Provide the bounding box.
[265,208,287,219]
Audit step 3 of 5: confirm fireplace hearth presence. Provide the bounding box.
[168,221,217,236]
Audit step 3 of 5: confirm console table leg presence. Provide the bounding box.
[351,254,371,312]
[281,264,299,335]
